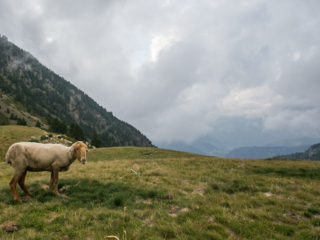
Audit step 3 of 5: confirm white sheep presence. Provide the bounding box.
[5,141,87,202]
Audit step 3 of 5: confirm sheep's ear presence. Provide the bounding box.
[70,146,78,154]
[73,147,78,153]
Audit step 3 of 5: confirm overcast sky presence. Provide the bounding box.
[1,0,320,149]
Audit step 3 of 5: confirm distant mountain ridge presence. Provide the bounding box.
[276,143,320,161]
[160,140,228,157]
[226,145,310,159]
[0,34,153,147]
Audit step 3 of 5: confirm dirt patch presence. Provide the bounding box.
[194,187,205,196]
[225,226,238,239]
[142,215,155,228]
[44,212,60,223]
[283,212,305,220]
[169,205,189,217]
[143,198,153,205]
[192,184,207,196]
[1,221,18,232]
[59,236,70,240]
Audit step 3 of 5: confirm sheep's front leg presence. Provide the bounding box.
[52,169,67,198]
[53,170,60,195]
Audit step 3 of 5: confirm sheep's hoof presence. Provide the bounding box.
[60,194,68,198]
[56,192,68,198]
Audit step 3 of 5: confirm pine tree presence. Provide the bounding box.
[69,123,84,140]
[49,118,67,134]
[35,120,41,128]
[91,132,102,148]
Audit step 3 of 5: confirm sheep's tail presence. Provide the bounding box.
[5,150,11,164]
[5,145,14,165]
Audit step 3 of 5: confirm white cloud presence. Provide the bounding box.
[292,52,301,62]
[1,0,320,148]
[150,33,178,62]
[222,85,277,117]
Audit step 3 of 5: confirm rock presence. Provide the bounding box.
[105,236,120,240]
[264,192,272,197]
[179,208,189,213]
[1,221,18,232]
[130,169,138,174]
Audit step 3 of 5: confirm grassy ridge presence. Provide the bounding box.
[0,127,320,239]
[88,146,202,162]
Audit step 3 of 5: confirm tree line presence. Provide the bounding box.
[49,118,101,147]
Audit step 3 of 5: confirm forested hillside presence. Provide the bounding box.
[276,143,320,161]
[0,34,153,147]
[226,145,310,159]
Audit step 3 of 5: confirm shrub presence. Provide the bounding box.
[35,120,41,128]
[40,135,48,140]
[17,117,27,125]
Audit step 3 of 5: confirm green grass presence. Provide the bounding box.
[1,126,320,239]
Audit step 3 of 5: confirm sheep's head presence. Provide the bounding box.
[71,141,87,164]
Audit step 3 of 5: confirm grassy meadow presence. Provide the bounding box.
[0,126,320,239]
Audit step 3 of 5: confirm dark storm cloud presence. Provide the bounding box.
[1,0,320,147]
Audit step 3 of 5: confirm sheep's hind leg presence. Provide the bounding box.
[9,173,22,202]
[49,171,54,190]
[18,171,31,201]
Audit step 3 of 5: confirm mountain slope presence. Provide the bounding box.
[0,34,153,147]
[276,143,320,161]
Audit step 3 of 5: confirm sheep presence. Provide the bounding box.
[5,141,87,202]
